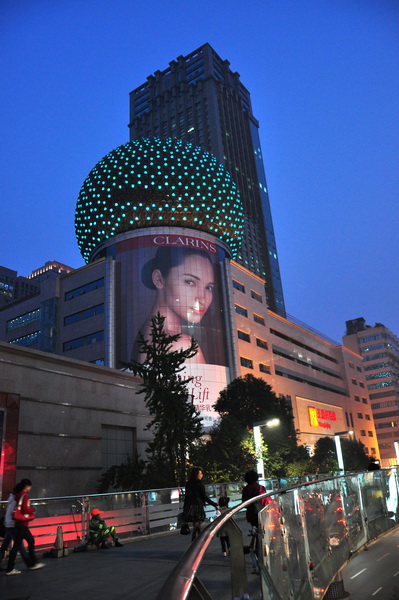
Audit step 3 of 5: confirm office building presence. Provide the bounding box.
[128,43,285,315]
[344,318,399,466]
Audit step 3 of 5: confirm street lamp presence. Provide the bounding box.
[334,430,354,472]
[394,440,399,465]
[253,418,280,479]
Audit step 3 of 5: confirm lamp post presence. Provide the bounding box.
[334,430,354,472]
[253,418,280,479]
[394,440,399,466]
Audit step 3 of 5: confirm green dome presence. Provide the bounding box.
[75,137,244,262]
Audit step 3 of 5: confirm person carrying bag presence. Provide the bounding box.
[6,478,45,575]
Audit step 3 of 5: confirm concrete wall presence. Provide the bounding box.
[0,341,150,499]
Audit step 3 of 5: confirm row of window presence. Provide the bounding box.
[359,430,374,437]
[359,333,384,343]
[365,371,393,381]
[237,330,268,349]
[65,278,104,301]
[354,395,368,404]
[351,378,365,388]
[64,304,104,326]
[232,280,263,303]
[375,421,397,430]
[348,361,362,372]
[10,331,40,347]
[7,308,40,331]
[275,369,347,396]
[235,304,266,325]
[371,400,398,409]
[240,357,270,374]
[273,348,342,380]
[270,329,338,364]
[368,380,394,390]
[356,413,371,420]
[63,330,104,352]
[363,361,390,372]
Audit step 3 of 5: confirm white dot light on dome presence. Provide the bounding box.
[75,137,244,263]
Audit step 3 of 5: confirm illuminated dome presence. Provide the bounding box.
[75,137,244,262]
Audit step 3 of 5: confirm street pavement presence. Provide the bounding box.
[3,520,399,600]
[0,519,261,600]
[343,527,399,600]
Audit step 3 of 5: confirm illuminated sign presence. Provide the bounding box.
[308,406,337,430]
[114,230,231,428]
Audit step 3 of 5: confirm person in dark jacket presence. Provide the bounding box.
[183,468,218,541]
[242,470,271,528]
[88,509,123,548]
[6,479,45,575]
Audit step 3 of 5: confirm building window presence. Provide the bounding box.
[348,362,355,369]
[368,431,373,437]
[250,290,263,303]
[237,330,250,343]
[365,414,371,420]
[362,398,368,404]
[360,430,366,436]
[259,363,271,374]
[351,378,357,386]
[9,331,40,347]
[7,308,40,331]
[232,280,245,293]
[64,304,104,326]
[256,338,268,350]
[354,395,361,402]
[63,330,104,352]
[357,413,363,419]
[240,357,253,369]
[356,366,362,372]
[101,425,136,470]
[371,448,376,454]
[235,304,248,317]
[253,313,265,326]
[65,278,104,301]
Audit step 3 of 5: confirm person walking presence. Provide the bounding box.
[216,496,231,556]
[0,489,29,567]
[241,470,271,529]
[5,478,45,575]
[182,468,218,541]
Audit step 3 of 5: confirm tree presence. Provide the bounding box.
[311,436,371,474]
[124,312,203,486]
[96,454,146,493]
[201,374,310,480]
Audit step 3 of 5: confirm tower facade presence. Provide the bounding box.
[128,43,285,316]
[344,318,399,466]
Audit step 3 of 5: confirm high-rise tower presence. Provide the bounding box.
[128,43,285,315]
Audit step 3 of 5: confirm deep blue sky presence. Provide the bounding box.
[1,0,398,342]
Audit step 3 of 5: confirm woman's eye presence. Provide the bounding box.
[184,279,195,286]
[206,285,214,292]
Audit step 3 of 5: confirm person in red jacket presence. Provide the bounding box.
[6,478,45,575]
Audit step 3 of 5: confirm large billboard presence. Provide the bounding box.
[115,231,232,426]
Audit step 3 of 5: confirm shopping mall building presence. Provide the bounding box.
[0,137,380,498]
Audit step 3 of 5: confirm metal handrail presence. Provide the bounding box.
[155,476,333,600]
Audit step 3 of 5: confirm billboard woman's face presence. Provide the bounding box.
[153,254,214,324]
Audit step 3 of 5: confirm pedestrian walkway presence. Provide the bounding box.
[0,518,261,600]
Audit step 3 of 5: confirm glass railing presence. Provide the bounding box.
[259,469,399,599]
[0,475,320,550]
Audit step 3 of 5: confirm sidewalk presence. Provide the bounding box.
[1,520,261,600]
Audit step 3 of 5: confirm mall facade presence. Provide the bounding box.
[0,137,381,498]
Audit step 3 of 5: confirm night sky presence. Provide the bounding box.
[2,0,398,343]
